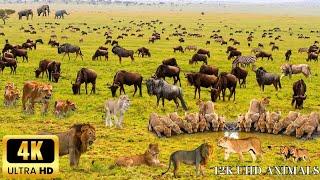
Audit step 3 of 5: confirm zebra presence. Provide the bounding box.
[232,56,256,68]
[298,47,308,53]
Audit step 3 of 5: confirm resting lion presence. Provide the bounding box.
[113,143,165,167]
[162,143,213,178]
[39,123,96,167]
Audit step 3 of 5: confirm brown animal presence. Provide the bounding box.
[148,113,171,137]
[162,58,178,67]
[189,53,207,64]
[155,64,181,86]
[218,137,263,162]
[236,114,246,131]
[295,112,320,139]
[273,111,299,134]
[284,115,309,135]
[169,112,193,134]
[265,111,281,133]
[22,81,53,114]
[114,143,164,167]
[1,56,17,74]
[161,143,213,178]
[54,100,76,118]
[279,146,295,160]
[185,72,217,99]
[231,67,248,88]
[173,46,184,53]
[255,113,266,133]
[39,123,96,167]
[197,100,214,116]
[289,147,309,161]
[211,72,237,102]
[204,112,219,131]
[72,68,97,94]
[185,112,200,133]
[92,49,108,61]
[4,82,20,106]
[160,116,182,135]
[199,64,218,76]
[197,49,210,58]
[11,48,28,62]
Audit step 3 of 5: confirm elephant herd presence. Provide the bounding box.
[17,5,69,20]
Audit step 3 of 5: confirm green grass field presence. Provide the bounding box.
[1,5,320,179]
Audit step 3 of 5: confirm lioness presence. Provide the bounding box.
[54,100,76,118]
[22,81,53,114]
[289,147,309,161]
[114,143,164,167]
[4,82,20,107]
[39,123,96,167]
[162,143,213,178]
[218,137,263,162]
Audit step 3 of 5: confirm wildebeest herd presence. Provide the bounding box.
[1,4,320,178]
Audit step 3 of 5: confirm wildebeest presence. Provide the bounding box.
[231,66,248,88]
[47,61,61,82]
[199,64,218,76]
[228,50,242,60]
[58,43,83,60]
[280,64,311,78]
[162,58,178,67]
[136,47,151,57]
[298,47,308,53]
[11,48,28,62]
[92,49,108,61]
[48,39,59,47]
[253,66,281,91]
[185,45,197,51]
[185,72,217,99]
[1,56,17,74]
[307,52,318,61]
[189,54,207,65]
[35,59,51,78]
[197,49,210,58]
[226,46,237,54]
[108,70,143,97]
[112,45,134,64]
[22,42,36,50]
[71,68,97,94]
[271,45,279,51]
[146,78,187,110]
[256,51,273,60]
[154,64,181,86]
[173,46,184,53]
[211,72,237,102]
[285,50,292,61]
[292,79,307,109]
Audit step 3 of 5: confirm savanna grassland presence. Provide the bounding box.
[0,3,320,180]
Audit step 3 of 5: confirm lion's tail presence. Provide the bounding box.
[161,155,172,176]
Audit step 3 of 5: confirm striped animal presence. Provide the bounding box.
[232,56,256,68]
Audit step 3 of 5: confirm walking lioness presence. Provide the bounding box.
[218,137,263,162]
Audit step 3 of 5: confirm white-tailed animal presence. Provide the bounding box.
[104,95,130,128]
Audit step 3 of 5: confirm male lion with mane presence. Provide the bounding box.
[39,123,96,167]
[22,81,53,114]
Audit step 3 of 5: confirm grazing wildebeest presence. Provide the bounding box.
[47,61,61,82]
[185,72,217,99]
[256,51,273,60]
[162,58,178,67]
[108,70,143,97]
[136,47,151,57]
[1,56,17,74]
[231,66,248,88]
[298,47,308,53]
[285,50,292,61]
[228,50,242,60]
[37,5,50,16]
[280,64,311,78]
[111,40,118,46]
[146,78,187,110]
[154,64,181,86]
[112,45,134,64]
[258,43,264,48]
[226,46,237,54]
[211,72,237,102]
[271,45,279,51]
[292,79,307,109]
[253,66,281,91]
[58,43,83,60]
[173,46,184,53]
[35,59,51,78]
[55,10,69,19]
[199,64,219,76]
[197,49,210,58]
[92,49,108,61]
[22,42,36,50]
[206,41,210,45]
[189,54,207,65]
[11,48,28,62]
[251,47,262,54]
[48,39,59,47]
[18,9,33,20]
[185,45,197,51]
[72,68,97,94]
[307,52,318,61]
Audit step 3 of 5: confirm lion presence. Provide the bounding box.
[185,112,200,133]
[114,143,165,167]
[39,123,96,167]
[289,147,309,161]
[162,143,213,178]
[236,114,245,131]
[160,116,182,135]
[265,111,281,133]
[169,112,193,134]
[284,115,308,135]
[204,112,219,131]
[4,82,20,107]
[22,81,53,114]
[149,113,171,137]
[198,114,207,132]
[218,116,226,131]
[273,111,299,134]
[218,137,263,162]
[197,100,214,116]
[279,146,295,161]
[295,113,319,139]
[54,100,76,118]
[255,112,266,133]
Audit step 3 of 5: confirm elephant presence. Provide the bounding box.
[55,10,69,19]
[18,9,33,20]
[37,5,50,16]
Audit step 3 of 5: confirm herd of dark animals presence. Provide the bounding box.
[1,6,319,113]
